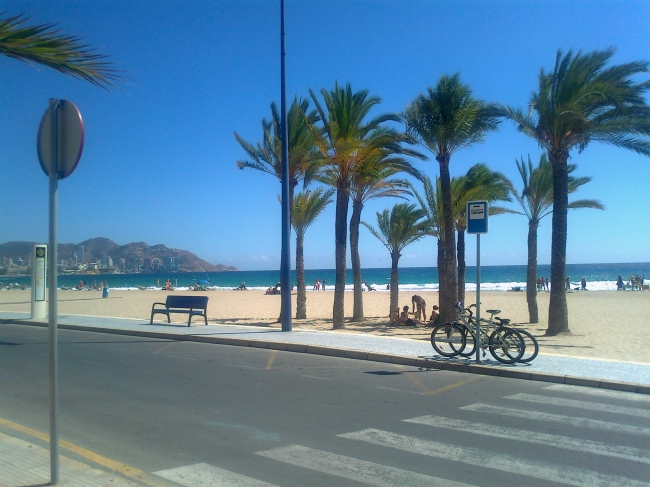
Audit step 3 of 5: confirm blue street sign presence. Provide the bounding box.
[467,200,488,234]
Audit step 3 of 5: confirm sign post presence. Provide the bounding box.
[37,99,84,485]
[31,245,47,319]
[467,201,488,364]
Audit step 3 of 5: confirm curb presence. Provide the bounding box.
[4,318,649,395]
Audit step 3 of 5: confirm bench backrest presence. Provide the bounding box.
[165,295,209,309]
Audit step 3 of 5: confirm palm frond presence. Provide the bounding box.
[0,13,121,89]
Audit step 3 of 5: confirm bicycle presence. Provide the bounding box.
[432,304,525,364]
[493,316,539,363]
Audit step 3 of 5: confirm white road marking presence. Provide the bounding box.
[461,403,650,437]
[301,374,334,381]
[405,415,650,464]
[375,385,425,395]
[224,363,262,370]
[506,393,650,419]
[340,429,650,487]
[256,444,476,487]
[544,384,650,404]
[154,462,279,487]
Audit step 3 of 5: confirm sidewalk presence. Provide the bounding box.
[1,311,649,392]
[0,430,143,487]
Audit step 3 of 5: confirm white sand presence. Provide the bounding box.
[1,288,648,364]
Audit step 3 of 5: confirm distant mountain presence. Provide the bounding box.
[0,238,238,272]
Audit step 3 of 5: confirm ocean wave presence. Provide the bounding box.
[35,279,623,292]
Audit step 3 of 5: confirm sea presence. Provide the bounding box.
[1,263,648,292]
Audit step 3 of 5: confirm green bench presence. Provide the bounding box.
[150,295,209,327]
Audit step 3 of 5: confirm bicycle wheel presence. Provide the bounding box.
[488,328,524,364]
[459,326,476,357]
[431,323,466,357]
[513,329,539,363]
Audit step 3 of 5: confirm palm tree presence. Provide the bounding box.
[235,98,319,210]
[236,98,319,322]
[411,175,444,299]
[1,13,120,88]
[362,203,427,316]
[453,164,512,306]
[404,74,500,321]
[347,152,423,321]
[509,154,604,323]
[412,170,511,307]
[307,82,414,329]
[499,48,650,335]
[291,188,334,319]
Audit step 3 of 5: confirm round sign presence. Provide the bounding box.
[37,99,84,180]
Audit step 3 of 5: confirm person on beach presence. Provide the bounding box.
[617,275,624,291]
[581,277,587,291]
[321,279,326,290]
[165,279,172,290]
[566,277,571,290]
[428,305,440,326]
[364,280,376,291]
[390,307,400,324]
[394,305,417,326]
[545,277,549,291]
[411,295,426,322]
[313,279,320,291]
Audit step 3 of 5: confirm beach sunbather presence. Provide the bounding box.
[427,305,440,326]
[394,305,417,326]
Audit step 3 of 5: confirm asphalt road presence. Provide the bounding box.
[1,322,648,487]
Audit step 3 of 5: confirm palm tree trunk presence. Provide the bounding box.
[547,153,570,335]
[526,219,539,323]
[333,187,349,329]
[437,238,446,315]
[438,155,458,322]
[457,227,466,306]
[350,199,364,321]
[390,252,400,316]
[295,232,306,319]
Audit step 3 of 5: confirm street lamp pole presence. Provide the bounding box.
[280,0,292,331]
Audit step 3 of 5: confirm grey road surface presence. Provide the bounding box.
[1,323,648,487]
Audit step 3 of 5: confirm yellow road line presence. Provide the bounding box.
[425,376,479,395]
[403,371,430,393]
[153,342,176,354]
[0,416,171,487]
[265,350,277,369]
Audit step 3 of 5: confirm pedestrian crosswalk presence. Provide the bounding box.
[155,384,650,486]
[404,415,650,464]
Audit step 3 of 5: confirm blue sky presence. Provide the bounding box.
[1,0,649,270]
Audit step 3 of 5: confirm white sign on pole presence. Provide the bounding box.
[31,244,47,319]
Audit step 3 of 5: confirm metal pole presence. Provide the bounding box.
[279,0,292,331]
[48,98,60,484]
[475,233,481,364]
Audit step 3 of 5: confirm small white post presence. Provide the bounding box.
[31,244,47,320]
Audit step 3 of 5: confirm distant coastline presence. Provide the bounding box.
[0,237,238,275]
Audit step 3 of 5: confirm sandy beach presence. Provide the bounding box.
[1,288,648,364]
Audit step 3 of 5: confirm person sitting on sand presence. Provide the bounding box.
[390,307,400,324]
[394,306,417,326]
[427,305,440,326]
